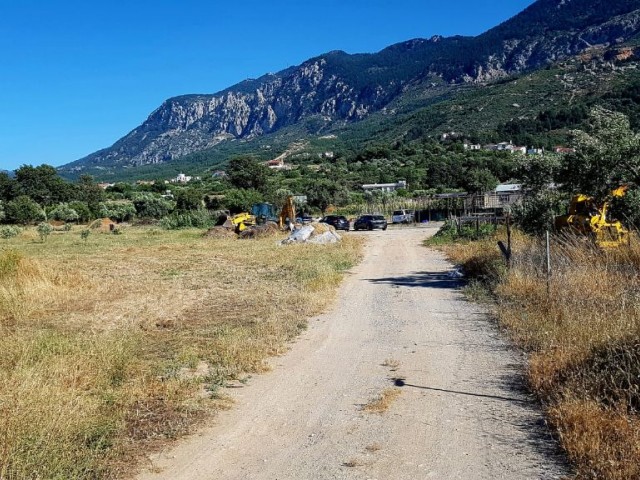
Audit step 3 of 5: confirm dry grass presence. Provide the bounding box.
[362,388,402,414]
[440,229,640,479]
[0,226,363,479]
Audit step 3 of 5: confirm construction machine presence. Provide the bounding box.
[218,212,256,233]
[554,186,629,248]
[279,195,296,230]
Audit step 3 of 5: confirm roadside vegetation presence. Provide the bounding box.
[438,229,640,479]
[430,108,640,479]
[0,226,362,478]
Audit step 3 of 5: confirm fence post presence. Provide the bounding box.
[546,230,551,297]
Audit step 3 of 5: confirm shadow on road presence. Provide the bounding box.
[367,271,462,289]
[391,378,528,404]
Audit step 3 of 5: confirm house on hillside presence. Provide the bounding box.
[362,180,407,193]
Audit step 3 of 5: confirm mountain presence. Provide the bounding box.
[60,0,640,179]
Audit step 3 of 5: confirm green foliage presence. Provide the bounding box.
[14,165,75,206]
[159,209,213,229]
[560,107,640,200]
[131,193,175,218]
[512,191,566,235]
[226,156,270,192]
[98,201,136,222]
[49,203,79,223]
[174,189,202,212]
[0,225,20,240]
[428,220,497,245]
[306,179,349,214]
[36,222,53,242]
[76,175,105,215]
[68,201,93,223]
[222,189,263,214]
[462,168,499,193]
[80,229,91,243]
[5,195,45,225]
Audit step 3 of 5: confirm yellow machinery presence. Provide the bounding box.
[555,186,629,248]
[278,196,296,230]
[221,212,256,233]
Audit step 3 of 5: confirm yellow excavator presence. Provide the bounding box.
[555,186,629,248]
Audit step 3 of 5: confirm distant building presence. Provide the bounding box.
[553,146,576,154]
[170,173,200,183]
[527,148,544,155]
[464,143,481,151]
[212,170,227,178]
[469,184,523,211]
[362,180,407,193]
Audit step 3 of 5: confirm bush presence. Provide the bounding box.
[0,226,20,240]
[98,201,136,222]
[429,220,497,244]
[160,209,213,230]
[5,196,45,225]
[49,203,79,223]
[36,222,53,242]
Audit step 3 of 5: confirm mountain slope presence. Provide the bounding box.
[60,0,640,178]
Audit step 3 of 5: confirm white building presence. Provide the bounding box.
[362,180,407,193]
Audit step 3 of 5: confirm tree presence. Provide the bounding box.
[49,203,79,223]
[14,165,74,206]
[462,168,499,193]
[174,189,202,212]
[306,180,349,214]
[98,201,136,222]
[77,175,105,215]
[5,195,45,224]
[226,156,270,192]
[560,107,640,200]
[131,193,175,218]
[0,173,16,202]
[222,189,263,213]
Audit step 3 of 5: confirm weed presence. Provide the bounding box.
[362,388,402,413]
[442,229,640,478]
[0,227,362,477]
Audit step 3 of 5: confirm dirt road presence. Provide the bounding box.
[138,225,569,479]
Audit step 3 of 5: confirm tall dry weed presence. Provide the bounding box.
[441,229,640,479]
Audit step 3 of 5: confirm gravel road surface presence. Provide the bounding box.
[138,225,569,480]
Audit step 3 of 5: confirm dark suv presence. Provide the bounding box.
[320,215,350,231]
[353,214,387,231]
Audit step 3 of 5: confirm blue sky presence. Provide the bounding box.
[0,0,534,171]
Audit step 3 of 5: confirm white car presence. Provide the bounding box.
[391,209,414,224]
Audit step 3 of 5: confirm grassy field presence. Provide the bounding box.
[0,225,362,479]
[438,230,640,479]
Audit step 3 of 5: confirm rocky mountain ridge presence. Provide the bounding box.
[60,0,640,175]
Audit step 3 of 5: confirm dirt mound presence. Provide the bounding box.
[88,218,117,233]
[203,226,237,239]
[239,222,281,239]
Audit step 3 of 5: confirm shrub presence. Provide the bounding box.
[0,226,20,240]
[5,196,45,225]
[49,203,79,223]
[36,222,53,242]
[160,209,213,230]
[98,201,136,222]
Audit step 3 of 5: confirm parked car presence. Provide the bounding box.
[392,209,415,224]
[296,214,314,224]
[353,214,387,231]
[320,215,350,231]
